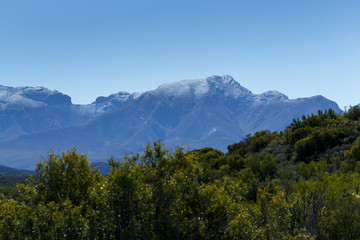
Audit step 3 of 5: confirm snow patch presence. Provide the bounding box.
[152,75,252,98]
[132,92,143,99]
[108,92,131,102]
[155,78,210,97]
[0,85,67,107]
[254,91,289,104]
[4,94,46,107]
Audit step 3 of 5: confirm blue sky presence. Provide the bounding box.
[0,0,359,109]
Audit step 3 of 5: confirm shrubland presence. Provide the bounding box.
[1,106,360,239]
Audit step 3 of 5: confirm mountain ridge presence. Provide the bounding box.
[0,75,341,169]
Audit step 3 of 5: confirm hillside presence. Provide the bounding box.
[0,165,34,188]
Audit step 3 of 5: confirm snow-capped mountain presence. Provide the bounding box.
[0,85,88,141]
[152,75,252,99]
[0,76,341,169]
[89,91,143,114]
[0,85,71,107]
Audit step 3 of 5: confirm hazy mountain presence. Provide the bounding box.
[0,85,89,141]
[0,76,340,169]
[0,164,34,175]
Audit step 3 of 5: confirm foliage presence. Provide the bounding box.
[344,104,360,121]
[345,137,360,164]
[2,107,360,239]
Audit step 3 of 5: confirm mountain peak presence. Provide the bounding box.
[206,75,234,83]
[0,85,72,106]
[94,91,131,104]
[254,90,289,103]
[206,75,252,98]
[153,75,252,98]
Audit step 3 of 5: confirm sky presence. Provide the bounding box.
[0,0,359,109]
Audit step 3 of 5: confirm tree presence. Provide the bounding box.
[344,105,360,121]
[35,148,101,205]
[345,137,360,165]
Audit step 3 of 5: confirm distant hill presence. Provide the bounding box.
[0,164,34,187]
[0,164,34,175]
[91,162,110,175]
[0,75,340,169]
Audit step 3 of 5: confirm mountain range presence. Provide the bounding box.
[0,75,340,169]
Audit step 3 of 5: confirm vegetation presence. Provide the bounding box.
[1,106,360,239]
[0,165,34,197]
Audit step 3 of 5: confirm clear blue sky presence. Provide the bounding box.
[0,0,359,109]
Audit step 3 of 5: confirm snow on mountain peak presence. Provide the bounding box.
[153,75,252,98]
[94,91,144,104]
[254,90,289,104]
[107,92,131,102]
[22,87,72,105]
[154,78,209,97]
[0,85,72,107]
[206,75,252,98]
[132,92,143,99]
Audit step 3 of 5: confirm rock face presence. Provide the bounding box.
[0,76,341,169]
